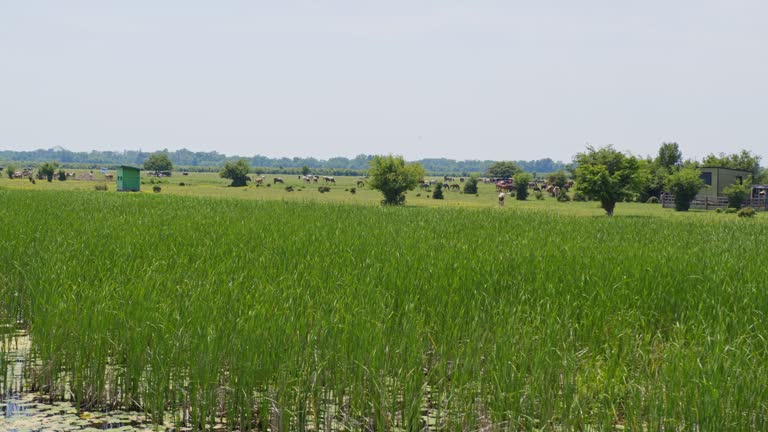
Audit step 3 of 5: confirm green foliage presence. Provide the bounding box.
[703,150,761,178]
[666,167,705,211]
[367,155,426,205]
[534,190,544,200]
[219,159,251,187]
[715,208,723,213]
[349,187,356,194]
[546,170,568,188]
[94,183,108,191]
[285,185,294,192]
[6,164,16,179]
[462,175,479,194]
[655,142,682,169]
[723,180,751,209]
[143,153,174,172]
[725,207,738,214]
[737,207,756,218]
[57,170,67,181]
[646,196,660,204]
[318,186,331,193]
[514,172,532,200]
[573,190,587,202]
[152,185,162,193]
[486,161,521,179]
[38,161,58,182]
[557,193,571,202]
[573,146,641,216]
[301,165,310,176]
[432,182,444,199]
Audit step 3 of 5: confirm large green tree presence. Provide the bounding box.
[144,153,174,172]
[486,161,521,179]
[573,146,641,216]
[666,167,705,211]
[514,172,533,200]
[368,155,425,205]
[655,142,682,170]
[219,159,251,187]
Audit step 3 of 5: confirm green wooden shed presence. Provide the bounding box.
[696,166,751,198]
[116,165,141,192]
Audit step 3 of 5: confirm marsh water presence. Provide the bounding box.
[1,331,160,432]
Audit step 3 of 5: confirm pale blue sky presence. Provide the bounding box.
[1,1,766,163]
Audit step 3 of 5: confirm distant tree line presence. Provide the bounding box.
[0,147,565,175]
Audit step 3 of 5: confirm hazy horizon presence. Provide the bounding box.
[2,2,766,163]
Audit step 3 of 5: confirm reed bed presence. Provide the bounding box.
[1,189,767,431]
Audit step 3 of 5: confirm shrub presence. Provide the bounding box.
[95,184,108,191]
[285,186,294,192]
[318,186,331,193]
[153,185,162,193]
[367,155,425,205]
[724,181,751,209]
[725,207,738,214]
[514,172,533,200]
[557,193,571,202]
[666,167,705,211]
[463,176,479,194]
[57,170,67,181]
[573,191,587,202]
[534,191,544,200]
[267,183,271,187]
[737,207,756,218]
[432,183,444,199]
[179,182,185,186]
[646,196,660,204]
[715,208,723,213]
[350,187,356,194]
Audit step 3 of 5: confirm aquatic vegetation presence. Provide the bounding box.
[1,190,767,431]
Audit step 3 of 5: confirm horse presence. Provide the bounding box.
[450,184,460,191]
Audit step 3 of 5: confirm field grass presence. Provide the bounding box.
[0,188,767,431]
[0,170,740,219]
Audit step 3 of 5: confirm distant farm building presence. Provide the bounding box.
[696,166,751,198]
[117,165,141,192]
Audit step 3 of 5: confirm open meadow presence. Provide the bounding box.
[0,184,766,431]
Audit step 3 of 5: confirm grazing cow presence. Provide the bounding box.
[552,186,561,198]
[105,174,114,180]
[496,181,515,192]
[498,192,505,207]
[323,176,336,184]
[274,177,284,184]
[254,177,264,185]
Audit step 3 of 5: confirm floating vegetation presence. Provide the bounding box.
[0,190,767,431]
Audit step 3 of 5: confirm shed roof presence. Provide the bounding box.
[118,165,141,170]
[700,166,751,172]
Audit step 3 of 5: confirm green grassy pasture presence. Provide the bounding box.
[0,170,743,219]
[0,189,766,431]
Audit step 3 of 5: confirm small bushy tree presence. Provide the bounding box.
[57,170,67,181]
[724,179,751,209]
[666,167,704,211]
[219,159,251,187]
[432,182,444,199]
[546,170,568,189]
[368,155,425,205]
[6,164,16,179]
[462,175,479,194]
[39,161,58,182]
[573,146,641,216]
[144,153,174,173]
[514,172,533,200]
